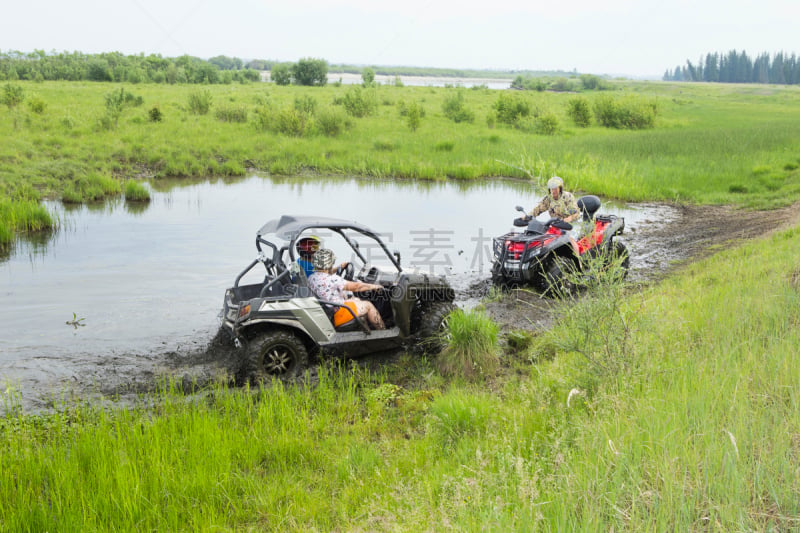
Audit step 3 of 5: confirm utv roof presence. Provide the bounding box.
[258,215,377,241]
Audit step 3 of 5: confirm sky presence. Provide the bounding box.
[2,0,798,78]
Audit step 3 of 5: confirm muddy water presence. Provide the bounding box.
[0,175,675,405]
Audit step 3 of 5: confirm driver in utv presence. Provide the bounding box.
[296,235,351,279]
[520,176,581,256]
[307,248,386,330]
[296,235,321,278]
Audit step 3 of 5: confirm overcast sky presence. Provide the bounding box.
[2,0,797,78]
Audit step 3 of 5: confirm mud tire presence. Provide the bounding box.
[415,301,457,354]
[243,330,309,383]
[490,263,508,287]
[612,241,630,274]
[544,255,576,298]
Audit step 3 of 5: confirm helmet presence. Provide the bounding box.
[547,176,564,190]
[312,248,336,271]
[296,235,321,258]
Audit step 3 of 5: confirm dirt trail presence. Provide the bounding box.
[481,202,799,332]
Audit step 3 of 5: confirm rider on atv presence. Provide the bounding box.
[519,176,581,255]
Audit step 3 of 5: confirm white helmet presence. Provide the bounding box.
[547,176,564,190]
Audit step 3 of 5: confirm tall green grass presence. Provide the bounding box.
[437,308,500,379]
[123,180,150,201]
[0,198,54,248]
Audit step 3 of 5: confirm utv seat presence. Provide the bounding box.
[319,300,368,332]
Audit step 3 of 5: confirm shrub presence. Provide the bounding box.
[27,96,46,114]
[486,112,496,129]
[510,75,547,91]
[101,87,142,128]
[270,63,292,85]
[442,92,475,123]
[293,95,317,115]
[434,141,455,152]
[404,101,424,131]
[437,309,500,380]
[535,112,560,135]
[316,108,350,137]
[549,77,574,92]
[147,105,163,122]
[593,95,657,129]
[567,97,592,127]
[341,87,377,118]
[274,106,313,137]
[362,67,376,87]
[493,93,531,125]
[188,90,212,115]
[252,106,272,132]
[291,57,328,86]
[1,83,24,110]
[579,74,611,90]
[214,105,248,123]
[124,180,151,201]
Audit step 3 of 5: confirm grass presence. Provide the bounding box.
[2,79,800,528]
[2,223,799,529]
[123,180,150,201]
[1,80,800,244]
[0,197,54,249]
[437,308,500,379]
[1,81,800,200]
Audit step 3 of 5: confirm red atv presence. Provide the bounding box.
[490,195,629,292]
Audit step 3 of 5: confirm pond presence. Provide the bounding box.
[0,174,673,401]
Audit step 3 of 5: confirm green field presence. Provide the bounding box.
[2,79,800,530]
[2,79,800,249]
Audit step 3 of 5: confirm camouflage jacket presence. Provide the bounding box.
[529,191,579,220]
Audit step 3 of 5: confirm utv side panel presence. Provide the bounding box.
[238,297,335,343]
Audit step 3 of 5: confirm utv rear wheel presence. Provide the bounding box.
[244,330,309,383]
[416,302,457,353]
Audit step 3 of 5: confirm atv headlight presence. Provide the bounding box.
[238,304,251,318]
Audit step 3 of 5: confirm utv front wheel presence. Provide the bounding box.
[244,330,309,383]
[416,302,457,353]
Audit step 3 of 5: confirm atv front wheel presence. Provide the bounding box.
[415,302,457,354]
[544,255,576,297]
[243,330,309,383]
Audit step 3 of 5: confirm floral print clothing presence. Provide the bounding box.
[308,272,349,304]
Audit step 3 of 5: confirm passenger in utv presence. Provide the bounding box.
[296,235,349,279]
[307,249,386,330]
[522,176,581,255]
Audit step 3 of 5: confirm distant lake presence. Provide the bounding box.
[327,72,512,89]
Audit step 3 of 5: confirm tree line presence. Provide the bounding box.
[663,50,800,84]
[0,50,267,84]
